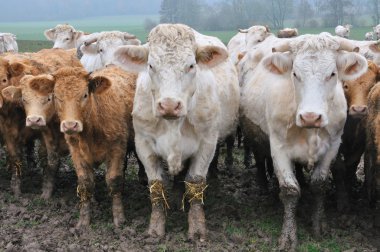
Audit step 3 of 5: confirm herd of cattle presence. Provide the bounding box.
[0,23,380,251]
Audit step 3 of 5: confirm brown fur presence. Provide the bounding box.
[52,66,136,227]
[332,61,380,211]
[0,48,82,196]
[277,29,298,38]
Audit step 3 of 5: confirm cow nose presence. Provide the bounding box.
[61,120,81,133]
[299,112,322,128]
[157,98,182,119]
[26,116,45,127]
[350,105,367,116]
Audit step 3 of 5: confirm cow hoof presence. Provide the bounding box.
[41,184,54,200]
[278,232,297,252]
[11,176,21,197]
[113,213,126,228]
[188,203,207,242]
[76,201,91,228]
[75,217,90,229]
[148,205,165,238]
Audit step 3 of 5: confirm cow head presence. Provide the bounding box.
[44,24,83,49]
[81,31,141,67]
[373,25,380,40]
[114,24,227,120]
[52,67,111,134]
[0,33,18,53]
[1,74,55,128]
[267,33,367,128]
[342,61,380,118]
[240,25,271,49]
[0,57,27,105]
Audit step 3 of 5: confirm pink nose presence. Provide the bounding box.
[299,112,322,128]
[349,105,367,116]
[62,121,80,133]
[157,98,182,119]
[26,116,45,127]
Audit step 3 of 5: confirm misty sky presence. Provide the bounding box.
[0,0,221,22]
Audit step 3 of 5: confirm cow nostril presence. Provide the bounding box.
[316,114,322,122]
[175,102,182,111]
[158,102,164,110]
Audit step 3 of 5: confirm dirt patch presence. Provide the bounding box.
[0,146,379,251]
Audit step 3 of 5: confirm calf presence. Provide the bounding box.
[332,61,380,211]
[240,33,367,251]
[114,24,239,241]
[35,66,136,227]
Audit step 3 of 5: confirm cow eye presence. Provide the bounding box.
[83,93,88,99]
[331,72,336,77]
[343,84,348,90]
[2,79,6,83]
[99,49,103,53]
[293,72,298,79]
[65,38,70,41]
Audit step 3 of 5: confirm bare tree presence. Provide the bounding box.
[297,0,314,27]
[265,0,293,29]
[321,0,353,26]
[370,0,380,25]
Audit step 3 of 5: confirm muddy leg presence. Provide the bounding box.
[40,138,60,200]
[278,189,299,252]
[25,139,36,171]
[331,155,349,211]
[243,137,252,169]
[224,134,234,169]
[185,176,207,242]
[148,180,167,238]
[310,180,326,237]
[5,136,23,196]
[76,175,94,228]
[106,149,126,227]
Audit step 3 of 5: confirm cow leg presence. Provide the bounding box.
[271,140,300,252]
[41,130,60,200]
[25,139,36,171]
[186,135,217,242]
[4,135,23,196]
[243,137,252,169]
[224,134,234,169]
[106,146,126,227]
[135,135,166,238]
[310,139,340,237]
[70,142,95,228]
[331,155,349,211]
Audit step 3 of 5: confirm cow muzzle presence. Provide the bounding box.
[298,112,323,128]
[349,105,368,118]
[61,120,83,134]
[157,98,183,120]
[26,115,46,128]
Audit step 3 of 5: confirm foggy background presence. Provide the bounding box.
[1,0,380,29]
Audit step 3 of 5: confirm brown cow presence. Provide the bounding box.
[332,61,380,211]
[366,81,380,227]
[0,48,81,196]
[277,28,298,38]
[32,66,136,228]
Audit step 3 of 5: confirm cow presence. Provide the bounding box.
[373,24,380,39]
[366,81,380,227]
[367,40,380,65]
[79,31,141,71]
[0,48,80,196]
[227,25,271,65]
[335,24,352,38]
[44,24,101,72]
[277,28,298,38]
[365,31,375,41]
[240,33,367,251]
[332,61,380,211]
[29,66,136,228]
[113,24,240,241]
[0,33,18,53]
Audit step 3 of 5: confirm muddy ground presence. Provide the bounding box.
[0,145,379,252]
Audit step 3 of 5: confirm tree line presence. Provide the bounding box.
[146,0,380,31]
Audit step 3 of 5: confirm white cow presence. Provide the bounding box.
[44,24,101,72]
[240,33,367,251]
[0,33,18,53]
[80,31,141,71]
[373,24,380,39]
[365,31,375,41]
[227,25,271,65]
[335,24,352,38]
[113,24,239,241]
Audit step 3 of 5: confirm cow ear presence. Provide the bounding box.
[44,29,55,41]
[89,76,111,94]
[73,31,84,41]
[2,86,22,102]
[114,45,149,73]
[262,52,292,75]
[337,52,368,81]
[80,43,97,55]
[369,42,380,53]
[196,45,228,68]
[28,75,55,95]
[8,62,25,77]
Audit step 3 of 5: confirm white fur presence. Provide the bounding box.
[335,24,352,38]
[0,33,18,53]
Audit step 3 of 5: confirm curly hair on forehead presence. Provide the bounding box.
[148,24,195,47]
[52,24,76,33]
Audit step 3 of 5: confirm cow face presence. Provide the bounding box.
[0,58,26,97]
[53,67,111,134]
[342,61,380,118]
[114,24,227,120]
[0,34,17,53]
[373,25,380,40]
[44,27,82,49]
[266,34,367,128]
[2,75,55,128]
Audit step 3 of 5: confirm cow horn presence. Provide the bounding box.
[265,25,270,32]
[272,41,291,53]
[338,39,359,52]
[84,37,98,46]
[124,33,137,40]
[239,29,248,33]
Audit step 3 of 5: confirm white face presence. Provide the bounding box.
[374,25,380,39]
[292,51,338,128]
[53,30,76,49]
[147,47,197,119]
[97,38,125,67]
[246,29,267,48]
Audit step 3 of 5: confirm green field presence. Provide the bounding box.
[0,15,374,52]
